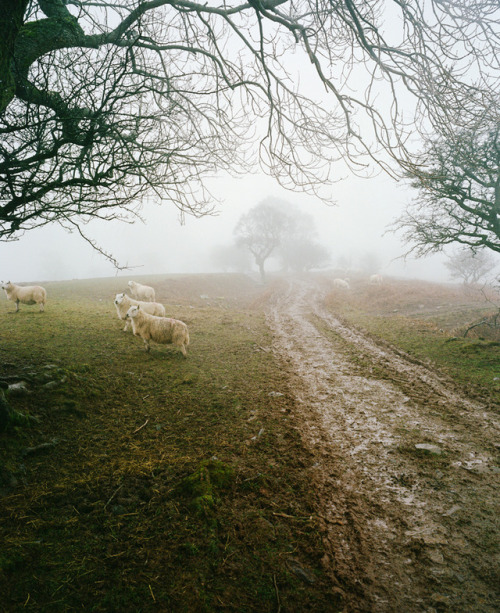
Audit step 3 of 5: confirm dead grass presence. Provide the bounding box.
[322,274,500,406]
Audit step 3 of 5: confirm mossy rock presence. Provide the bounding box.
[179,460,234,514]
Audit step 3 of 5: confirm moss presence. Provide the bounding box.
[179,459,234,514]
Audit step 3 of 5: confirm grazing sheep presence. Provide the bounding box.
[1,281,47,312]
[333,278,350,290]
[370,274,383,285]
[114,292,166,331]
[127,280,155,302]
[126,305,189,357]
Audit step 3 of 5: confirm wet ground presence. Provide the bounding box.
[266,276,499,612]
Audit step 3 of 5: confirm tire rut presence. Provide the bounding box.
[265,277,499,612]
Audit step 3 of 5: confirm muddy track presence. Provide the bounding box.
[265,277,499,612]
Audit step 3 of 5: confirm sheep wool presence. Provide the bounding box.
[127,280,155,302]
[1,281,47,312]
[126,305,189,357]
[333,278,350,290]
[114,293,166,331]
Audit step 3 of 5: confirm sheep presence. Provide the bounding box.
[333,278,350,290]
[114,292,166,331]
[1,281,47,312]
[125,305,189,357]
[370,274,383,285]
[127,280,155,302]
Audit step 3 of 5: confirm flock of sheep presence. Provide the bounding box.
[1,279,190,358]
[1,274,384,356]
[333,273,383,290]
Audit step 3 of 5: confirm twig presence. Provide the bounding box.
[273,574,281,613]
[133,418,149,434]
[149,584,156,603]
[103,484,123,510]
[21,438,60,457]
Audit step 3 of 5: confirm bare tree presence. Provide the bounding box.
[445,248,498,287]
[234,201,293,282]
[1,0,498,251]
[395,111,500,256]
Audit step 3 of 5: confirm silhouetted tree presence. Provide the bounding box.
[1,0,497,252]
[396,106,500,255]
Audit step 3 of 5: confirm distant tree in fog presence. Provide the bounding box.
[234,202,293,282]
[396,111,500,256]
[1,0,497,261]
[235,198,327,279]
[445,248,498,287]
[279,239,330,272]
[278,205,329,272]
[210,244,251,273]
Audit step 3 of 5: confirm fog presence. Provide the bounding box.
[0,170,454,284]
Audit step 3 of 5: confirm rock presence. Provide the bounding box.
[43,381,59,390]
[428,550,444,564]
[268,391,284,397]
[7,382,29,395]
[286,559,316,584]
[415,444,442,455]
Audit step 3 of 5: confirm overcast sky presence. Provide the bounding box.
[0,167,463,284]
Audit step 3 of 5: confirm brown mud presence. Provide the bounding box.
[266,276,499,612]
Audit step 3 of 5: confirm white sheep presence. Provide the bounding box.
[370,274,383,285]
[114,292,166,331]
[126,305,190,357]
[1,281,47,312]
[333,278,350,290]
[127,280,155,302]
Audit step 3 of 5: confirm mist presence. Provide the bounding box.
[0,171,453,285]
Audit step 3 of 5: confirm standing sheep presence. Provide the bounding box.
[127,280,155,302]
[370,274,383,285]
[1,281,47,312]
[333,278,350,290]
[126,305,190,357]
[114,293,166,331]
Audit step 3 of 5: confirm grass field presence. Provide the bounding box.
[1,272,498,611]
[323,276,500,407]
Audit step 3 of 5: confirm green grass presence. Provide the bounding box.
[323,279,500,406]
[0,275,335,613]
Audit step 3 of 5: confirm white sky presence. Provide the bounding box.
[0,169,457,284]
[0,2,478,286]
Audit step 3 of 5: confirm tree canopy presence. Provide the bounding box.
[1,0,498,243]
[396,114,500,255]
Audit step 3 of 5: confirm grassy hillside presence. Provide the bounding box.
[1,273,498,611]
[323,276,500,407]
[0,274,334,612]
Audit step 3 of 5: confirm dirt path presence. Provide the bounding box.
[265,276,499,612]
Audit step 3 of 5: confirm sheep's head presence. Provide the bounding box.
[126,305,140,319]
[128,281,135,288]
[1,281,11,290]
[114,292,125,305]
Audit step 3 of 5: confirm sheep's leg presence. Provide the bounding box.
[143,338,150,352]
[15,300,20,312]
[180,344,187,358]
[123,320,129,332]
[39,302,44,312]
